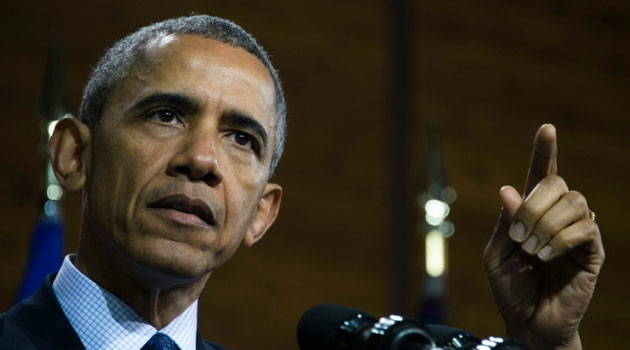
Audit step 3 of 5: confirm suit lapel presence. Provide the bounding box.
[0,274,84,350]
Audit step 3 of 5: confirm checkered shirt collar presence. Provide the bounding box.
[52,254,198,350]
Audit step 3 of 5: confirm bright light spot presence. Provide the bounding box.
[476,346,491,350]
[425,230,445,277]
[425,199,449,217]
[425,213,443,226]
[425,199,449,225]
[379,317,395,326]
[46,184,63,200]
[47,120,58,138]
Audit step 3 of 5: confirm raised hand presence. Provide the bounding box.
[483,124,605,350]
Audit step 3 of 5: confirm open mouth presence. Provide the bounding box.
[148,194,216,227]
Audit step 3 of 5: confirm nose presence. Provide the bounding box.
[166,129,224,186]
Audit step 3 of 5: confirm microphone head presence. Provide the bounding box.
[297,304,376,350]
[424,324,479,347]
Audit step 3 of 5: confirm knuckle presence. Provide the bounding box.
[550,233,568,250]
[543,175,568,191]
[566,190,587,208]
[515,203,540,224]
[558,229,581,251]
[584,219,599,236]
[533,217,555,239]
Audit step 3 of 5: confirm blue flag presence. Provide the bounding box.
[14,213,64,303]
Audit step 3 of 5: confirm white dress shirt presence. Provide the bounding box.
[52,254,197,350]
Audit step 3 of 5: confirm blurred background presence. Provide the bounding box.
[1,0,628,348]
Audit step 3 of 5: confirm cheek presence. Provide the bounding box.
[218,140,269,221]
[85,148,128,240]
[219,174,263,239]
[221,141,259,171]
[88,133,167,235]
[220,144,270,192]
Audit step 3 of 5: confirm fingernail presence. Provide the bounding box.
[509,222,526,241]
[538,245,553,260]
[523,235,538,253]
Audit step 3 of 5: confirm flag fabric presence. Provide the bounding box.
[14,214,64,303]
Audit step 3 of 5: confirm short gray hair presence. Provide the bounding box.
[79,15,286,175]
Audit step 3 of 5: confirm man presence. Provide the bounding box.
[0,14,603,350]
[1,15,284,350]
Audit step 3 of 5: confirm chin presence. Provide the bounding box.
[125,238,215,288]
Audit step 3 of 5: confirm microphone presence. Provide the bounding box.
[297,304,530,350]
[297,303,435,350]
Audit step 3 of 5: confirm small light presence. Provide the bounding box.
[425,199,450,226]
[439,221,455,237]
[425,199,449,217]
[46,184,63,201]
[425,230,445,277]
[43,200,58,217]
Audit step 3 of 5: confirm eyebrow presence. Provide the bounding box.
[132,92,200,112]
[223,111,269,151]
[131,92,269,151]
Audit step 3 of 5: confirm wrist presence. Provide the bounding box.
[506,325,582,350]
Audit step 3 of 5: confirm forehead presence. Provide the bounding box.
[104,34,277,132]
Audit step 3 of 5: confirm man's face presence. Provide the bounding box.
[83,34,279,283]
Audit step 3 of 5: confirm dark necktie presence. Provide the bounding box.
[140,333,181,350]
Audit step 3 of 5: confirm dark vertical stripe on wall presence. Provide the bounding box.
[386,0,412,314]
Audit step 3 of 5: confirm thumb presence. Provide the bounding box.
[484,186,523,272]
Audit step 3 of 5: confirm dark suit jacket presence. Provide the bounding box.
[0,275,226,350]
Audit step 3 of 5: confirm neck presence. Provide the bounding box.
[75,232,210,329]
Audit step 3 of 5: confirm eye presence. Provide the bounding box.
[230,131,259,153]
[147,109,183,126]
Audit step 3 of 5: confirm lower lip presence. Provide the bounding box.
[150,208,212,227]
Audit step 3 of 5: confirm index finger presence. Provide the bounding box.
[524,124,558,195]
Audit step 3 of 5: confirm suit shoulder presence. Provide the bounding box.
[0,276,84,350]
[0,312,5,339]
[206,341,227,350]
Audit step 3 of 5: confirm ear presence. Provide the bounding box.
[242,183,283,247]
[49,116,92,192]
